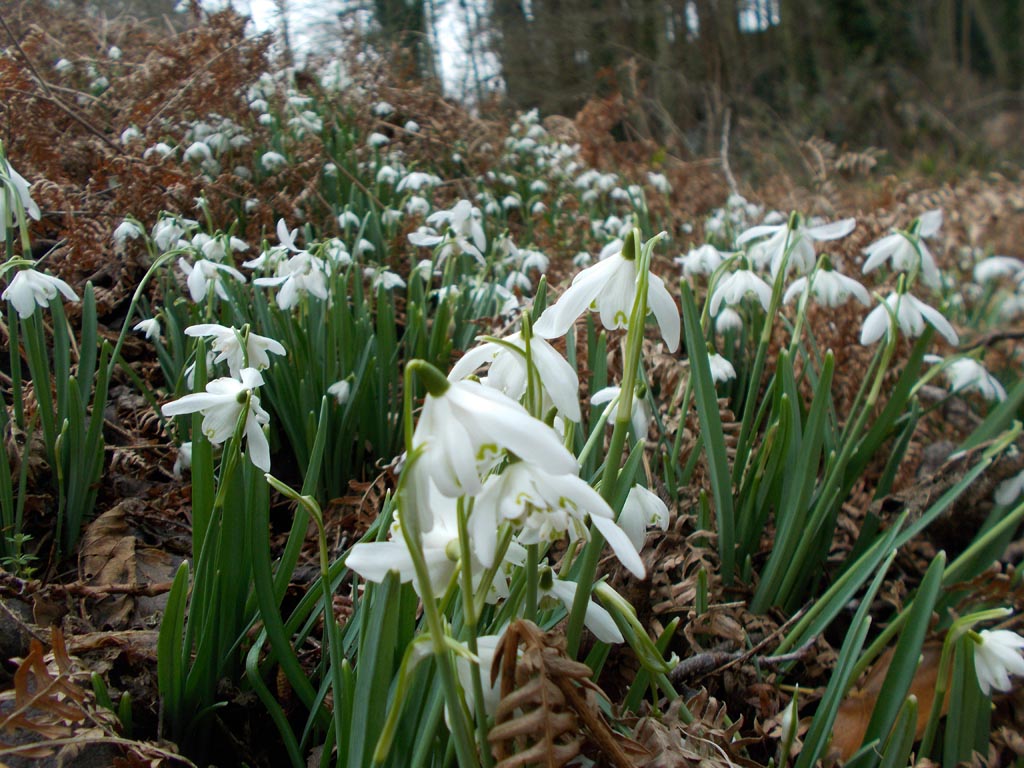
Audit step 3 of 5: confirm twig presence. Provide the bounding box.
[669,635,818,684]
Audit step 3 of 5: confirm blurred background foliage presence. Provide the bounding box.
[33,0,1024,170]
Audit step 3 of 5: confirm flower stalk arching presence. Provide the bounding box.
[399,365,481,768]
[565,228,661,658]
[917,607,1013,757]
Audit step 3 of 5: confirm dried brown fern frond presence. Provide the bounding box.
[489,619,645,768]
[634,689,761,768]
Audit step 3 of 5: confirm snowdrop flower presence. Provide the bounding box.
[543,578,622,643]
[337,210,362,230]
[2,269,79,318]
[172,441,192,479]
[715,307,743,334]
[161,368,271,471]
[376,165,398,185]
[533,239,680,351]
[327,380,350,405]
[448,332,581,421]
[408,200,487,265]
[178,257,246,303]
[708,350,737,383]
[647,172,671,195]
[120,126,142,144]
[368,132,390,148]
[183,141,212,163]
[113,219,143,245]
[396,171,441,193]
[372,101,394,117]
[406,195,430,216]
[0,156,41,228]
[925,355,1006,401]
[973,628,1024,695]
[738,214,856,277]
[617,485,670,552]
[708,267,772,315]
[153,217,191,251]
[133,317,161,340]
[862,210,943,290]
[365,267,406,291]
[184,324,286,377]
[144,142,175,160]
[591,386,651,440]
[974,256,1024,284]
[859,291,958,346]
[347,491,465,596]
[54,58,73,74]
[404,120,420,132]
[455,633,504,718]
[254,252,329,309]
[783,267,871,307]
[470,461,643,578]
[676,243,729,278]
[995,470,1024,506]
[413,377,576,498]
[261,151,287,171]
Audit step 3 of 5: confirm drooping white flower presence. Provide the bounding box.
[448,332,581,422]
[709,268,772,316]
[533,241,680,351]
[113,219,143,245]
[675,243,729,278]
[161,367,271,471]
[368,132,390,148]
[455,633,504,719]
[328,380,351,405]
[543,578,622,643]
[708,350,737,383]
[862,210,944,290]
[0,157,41,228]
[408,200,487,265]
[253,251,329,309]
[715,307,743,334]
[172,441,192,479]
[617,485,670,552]
[133,317,161,340]
[261,151,287,171]
[346,496,461,596]
[783,268,871,307]
[413,379,576,498]
[973,256,1024,284]
[469,461,644,578]
[591,386,651,440]
[996,470,1024,506]
[738,215,856,277]
[973,628,1024,695]
[859,291,959,346]
[925,355,1006,401]
[365,267,406,291]
[396,171,442,193]
[178,257,246,303]
[2,269,79,318]
[184,324,286,377]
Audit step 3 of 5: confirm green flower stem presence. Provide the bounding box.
[401,366,480,768]
[397,501,480,768]
[731,227,795,487]
[525,543,539,624]
[566,229,657,659]
[456,498,494,768]
[264,476,345,761]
